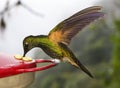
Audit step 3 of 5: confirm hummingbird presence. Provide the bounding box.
[23,6,104,78]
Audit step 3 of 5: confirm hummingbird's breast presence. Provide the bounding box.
[43,47,62,58]
[39,43,63,59]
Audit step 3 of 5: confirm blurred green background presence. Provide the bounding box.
[1,0,120,88]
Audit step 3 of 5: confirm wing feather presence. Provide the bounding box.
[48,6,104,45]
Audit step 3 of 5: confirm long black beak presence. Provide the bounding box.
[23,53,26,57]
[23,50,27,57]
[23,52,26,57]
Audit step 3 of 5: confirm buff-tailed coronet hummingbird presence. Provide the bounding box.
[23,6,104,78]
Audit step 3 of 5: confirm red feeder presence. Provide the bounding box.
[0,53,57,88]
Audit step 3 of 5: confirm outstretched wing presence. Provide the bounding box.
[48,6,104,45]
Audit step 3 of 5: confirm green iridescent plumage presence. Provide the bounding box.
[23,6,104,78]
[23,35,63,58]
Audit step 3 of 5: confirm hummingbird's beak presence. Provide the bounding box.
[23,52,26,57]
[23,50,27,57]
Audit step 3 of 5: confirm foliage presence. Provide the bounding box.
[107,19,120,88]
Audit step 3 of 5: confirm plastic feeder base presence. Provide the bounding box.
[0,72,35,88]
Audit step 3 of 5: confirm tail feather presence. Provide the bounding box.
[58,42,93,78]
[69,57,94,78]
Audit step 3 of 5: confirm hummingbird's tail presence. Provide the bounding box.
[58,42,93,78]
[68,57,94,78]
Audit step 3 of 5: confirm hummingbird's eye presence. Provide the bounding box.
[25,42,29,48]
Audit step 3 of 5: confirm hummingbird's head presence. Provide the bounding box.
[23,35,35,57]
[23,35,48,57]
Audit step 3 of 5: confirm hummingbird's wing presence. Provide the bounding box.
[48,6,104,45]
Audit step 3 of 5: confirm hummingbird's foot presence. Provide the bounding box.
[52,59,61,64]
